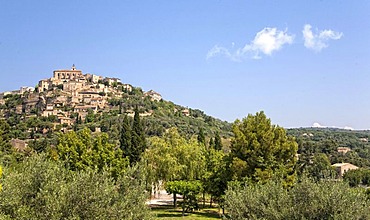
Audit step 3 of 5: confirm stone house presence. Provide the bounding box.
[59,116,72,126]
[332,163,359,177]
[63,81,84,93]
[144,90,162,101]
[20,86,35,94]
[38,79,51,92]
[104,77,121,85]
[74,105,98,114]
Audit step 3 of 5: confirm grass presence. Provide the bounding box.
[150,204,223,219]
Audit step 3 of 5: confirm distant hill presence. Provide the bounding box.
[287,127,370,167]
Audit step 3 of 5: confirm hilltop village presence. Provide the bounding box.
[0,65,162,130]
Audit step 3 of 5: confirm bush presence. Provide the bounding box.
[224,178,370,220]
[0,154,153,220]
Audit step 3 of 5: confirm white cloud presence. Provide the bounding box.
[303,24,343,52]
[207,27,294,61]
[312,122,353,130]
[312,122,325,128]
[206,45,232,60]
[248,27,294,56]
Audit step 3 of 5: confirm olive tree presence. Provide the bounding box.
[0,154,153,220]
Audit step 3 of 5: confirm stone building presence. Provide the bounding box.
[332,163,359,177]
[63,81,84,93]
[53,64,83,81]
[144,90,162,101]
[20,86,35,94]
[38,79,51,92]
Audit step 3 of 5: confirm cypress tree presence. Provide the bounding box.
[120,115,132,161]
[214,132,223,151]
[197,128,205,145]
[130,107,146,165]
[209,137,214,149]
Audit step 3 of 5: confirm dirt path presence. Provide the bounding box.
[146,190,182,206]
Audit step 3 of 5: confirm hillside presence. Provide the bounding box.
[287,127,370,167]
[0,65,232,149]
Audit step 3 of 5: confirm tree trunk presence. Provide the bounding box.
[173,193,177,209]
[210,195,213,208]
[182,196,186,216]
[203,191,205,208]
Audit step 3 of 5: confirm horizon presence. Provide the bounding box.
[1,1,369,129]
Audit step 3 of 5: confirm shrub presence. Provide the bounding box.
[0,154,153,220]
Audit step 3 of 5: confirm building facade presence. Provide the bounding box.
[53,64,83,80]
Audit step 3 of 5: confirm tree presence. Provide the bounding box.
[197,128,205,145]
[202,148,228,208]
[224,177,370,220]
[56,128,128,178]
[230,111,298,185]
[141,128,206,207]
[130,108,146,165]
[85,109,95,123]
[306,153,336,181]
[209,137,214,149]
[0,154,153,220]
[120,115,132,159]
[165,180,203,216]
[214,132,223,151]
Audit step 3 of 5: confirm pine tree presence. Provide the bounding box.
[230,111,298,185]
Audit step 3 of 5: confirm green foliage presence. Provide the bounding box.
[142,128,206,184]
[84,109,96,123]
[197,128,205,145]
[230,111,298,185]
[56,127,128,178]
[288,127,370,168]
[343,168,370,187]
[3,94,22,109]
[224,177,370,220]
[130,107,146,164]
[166,180,203,215]
[0,166,2,191]
[202,148,228,203]
[213,132,222,151]
[120,115,132,159]
[119,108,147,165]
[303,153,337,181]
[0,154,153,220]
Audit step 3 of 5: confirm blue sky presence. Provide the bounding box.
[0,1,369,129]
